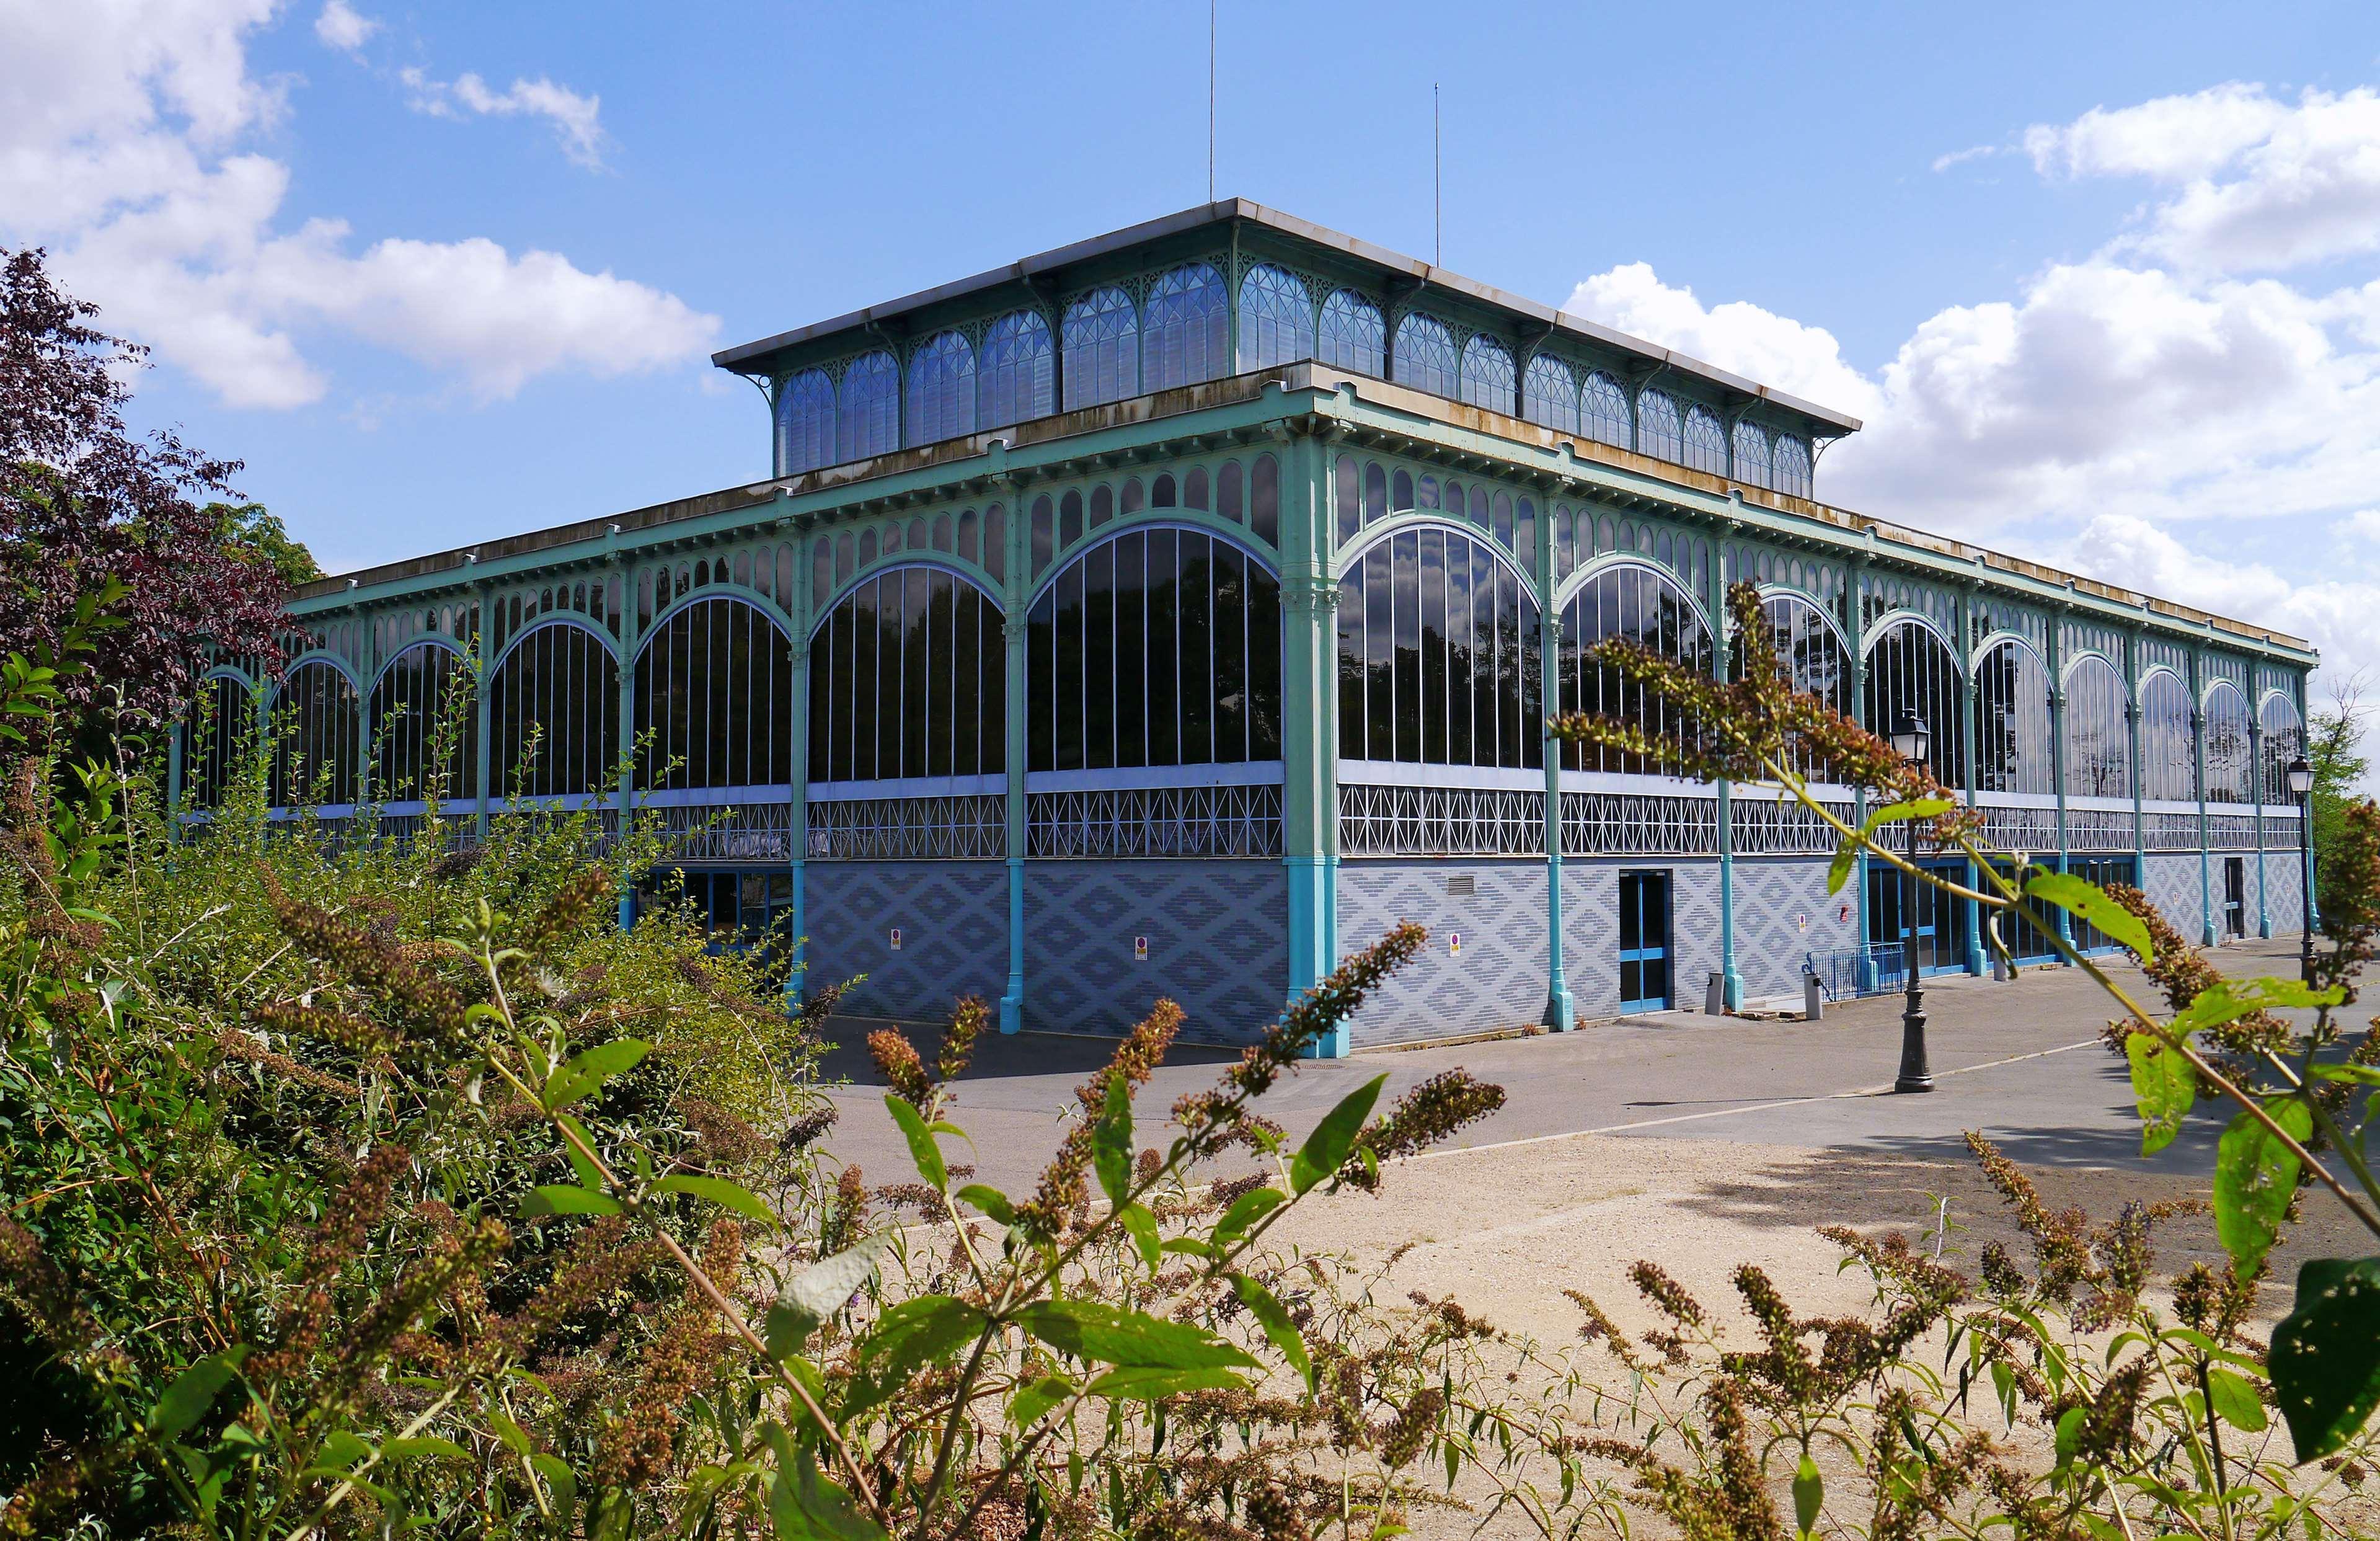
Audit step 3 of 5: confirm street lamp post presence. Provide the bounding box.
[2289,753,2315,985]
[1893,711,1935,1095]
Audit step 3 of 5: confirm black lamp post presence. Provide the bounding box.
[1892,711,1935,1094]
[2289,753,2315,985]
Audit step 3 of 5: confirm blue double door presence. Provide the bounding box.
[1618,871,1671,1014]
[1865,857,1969,975]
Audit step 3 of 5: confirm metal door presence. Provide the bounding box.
[1619,871,1671,1013]
[2224,857,2247,938]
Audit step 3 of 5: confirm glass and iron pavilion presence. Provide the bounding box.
[193,200,2319,1053]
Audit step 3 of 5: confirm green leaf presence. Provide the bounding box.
[1792,1452,1823,1537]
[151,1349,246,1442]
[1015,1299,1259,1371]
[555,1112,604,1191]
[883,1093,947,1191]
[2213,1099,2314,1280]
[1232,1272,1313,1392]
[1084,1364,1249,1400]
[488,1411,532,1455]
[543,1037,649,1109]
[843,1295,986,1419]
[2271,1257,2380,1462]
[2175,977,2348,1036]
[1829,799,1956,895]
[766,1229,896,1356]
[521,1184,622,1217]
[766,1439,888,1540]
[2125,1031,2198,1156]
[383,1435,472,1460]
[1094,1068,1133,1209]
[2024,873,2152,963]
[313,1429,371,1472]
[1008,1374,1076,1428]
[529,1452,577,1512]
[2053,1405,2087,1468]
[955,1183,1015,1225]
[653,1175,777,1227]
[2206,1366,2268,1432]
[1292,1074,1387,1194]
[1213,1186,1286,1248]
[1117,1202,1162,1271]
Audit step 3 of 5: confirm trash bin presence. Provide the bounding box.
[1705,971,1726,1016]
[1803,971,1824,1021]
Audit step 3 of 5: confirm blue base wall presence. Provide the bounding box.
[804,861,1009,1023]
[1338,860,1549,1046]
[1024,860,1286,1043]
[2143,853,2207,941]
[2262,847,2307,936]
[1733,857,1862,1000]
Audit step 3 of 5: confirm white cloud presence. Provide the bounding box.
[1564,264,1880,419]
[2023,81,2292,182]
[0,0,712,411]
[313,0,377,54]
[402,68,606,168]
[1930,143,1999,174]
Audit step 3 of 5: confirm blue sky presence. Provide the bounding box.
[9,1,2380,703]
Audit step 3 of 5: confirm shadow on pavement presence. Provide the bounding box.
[816,1017,1239,1091]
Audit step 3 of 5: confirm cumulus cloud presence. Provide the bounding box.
[1564,264,1880,419]
[402,68,606,169]
[0,0,714,411]
[313,0,377,54]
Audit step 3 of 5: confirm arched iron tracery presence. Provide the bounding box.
[270,659,360,807]
[2063,654,2132,799]
[487,623,621,799]
[1337,526,1541,770]
[979,309,1055,429]
[1862,618,1965,786]
[809,565,1004,784]
[1559,563,1714,776]
[635,596,797,791]
[1319,290,1384,376]
[1236,264,1312,372]
[1143,264,1228,392]
[2260,693,2306,806]
[1975,638,2054,795]
[2139,670,2195,802]
[2203,682,2254,804]
[836,350,899,463]
[1063,286,1139,410]
[369,642,477,802]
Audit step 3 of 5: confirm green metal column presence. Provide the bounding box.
[2254,716,2270,938]
[1847,558,1871,984]
[166,716,184,843]
[1958,585,1985,972]
[613,553,640,932]
[1710,525,1741,1009]
[786,520,810,1010]
[2126,629,2146,887]
[2299,668,2320,934]
[1540,486,1574,1030]
[2046,610,2074,952]
[2193,647,2215,946]
[473,576,493,843]
[999,484,1030,1035]
[1284,429,1346,1052]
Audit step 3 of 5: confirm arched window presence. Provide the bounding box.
[1237,263,1312,371]
[1392,313,1458,397]
[905,331,976,446]
[1337,527,1541,770]
[1062,286,1138,411]
[634,597,796,791]
[488,624,621,799]
[1523,354,1579,433]
[1559,563,1714,776]
[1975,639,2053,795]
[270,660,359,807]
[2261,693,2305,805]
[1637,389,1683,461]
[1319,290,1385,376]
[1581,372,1630,449]
[777,368,835,475]
[2139,670,2195,802]
[1029,530,1281,771]
[1681,405,1728,474]
[2065,655,2131,799]
[1750,592,1852,778]
[1142,264,1228,393]
[1772,434,1813,498]
[979,309,1054,429]
[185,674,251,810]
[836,350,899,463]
[1864,618,1965,786]
[369,642,477,803]
[810,566,1004,783]
[1459,335,1515,412]
[2203,682,2254,804]
[1732,422,1771,489]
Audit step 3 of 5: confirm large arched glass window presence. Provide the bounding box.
[270,660,359,807]
[2064,655,2131,799]
[1337,526,1541,770]
[1732,422,1771,489]
[1772,435,1813,498]
[1459,335,1515,412]
[1682,405,1728,475]
[1319,289,1385,376]
[369,642,477,803]
[1582,372,1630,449]
[1751,592,1852,778]
[2139,670,2195,802]
[1864,618,1965,786]
[979,309,1054,429]
[905,331,976,446]
[777,368,836,476]
[2261,693,2305,805]
[1236,263,1312,371]
[635,597,795,791]
[1559,563,1714,776]
[809,566,1003,784]
[2203,682,2254,804]
[1062,286,1139,410]
[1142,264,1228,393]
[1523,354,1579,433]
[187,674,252,810]
[836,350,899,463]
[1637,389,1683,461]
[1975,639,2053,794]
[1392,313,1458,398]
[1029,529,1281,772]
[488,623,621,799]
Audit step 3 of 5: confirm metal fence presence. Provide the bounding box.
[1804,941,1907,1001]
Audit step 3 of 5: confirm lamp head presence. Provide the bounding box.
[2288,755,2314,797]
[1891,711,1931,765]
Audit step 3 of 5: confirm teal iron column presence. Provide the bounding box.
[472,575,493,843]
[1958,586,1984,973]
[2046,610,2074,952]
[999,487,1030,1034]
[1280,430,1340,1048]
[1710,523,1742,1009]
[2300,669,2320,934]
[166,714,184,843]
[614,552,640,933]
[785,524,811,1012]
[2126,629,2146,888]
[2193,648,2215,946]
[1539,487,1573,1031]
[2253,716,2270,938]
[1847,559,1871,988]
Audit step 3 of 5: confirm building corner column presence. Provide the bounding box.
[1283,432,1347,1055]
[1959,587,1986,973]
[472,576,493,843]
[784,526,810,1012]
[1711,527,1741,1010]
[999,498,1029,1036]
[2252,722,2271,938]
[2045,610,2073,954]
[2192,649,2215,946]
[614,554,640,935]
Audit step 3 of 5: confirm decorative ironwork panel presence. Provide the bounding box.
[1560,791,1719,856]
[1029,784,1281,858]
[1729,795,1856,856]
[2146,812,2203,850]
[2206,814,2258,850]
[2068,807,2136,851]
[2263,815,2303,848]
[808,796,1006,860]
[1338,783,1544,856]
[650,801,794,864]
[1976,802,2058,850]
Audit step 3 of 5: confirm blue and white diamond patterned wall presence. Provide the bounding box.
[1732,858,1861,1001]
[1025,861,1286,1044]
[805,861,1009,1021]
[1337,861,1550,1046]
[2144,853,2207,940]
